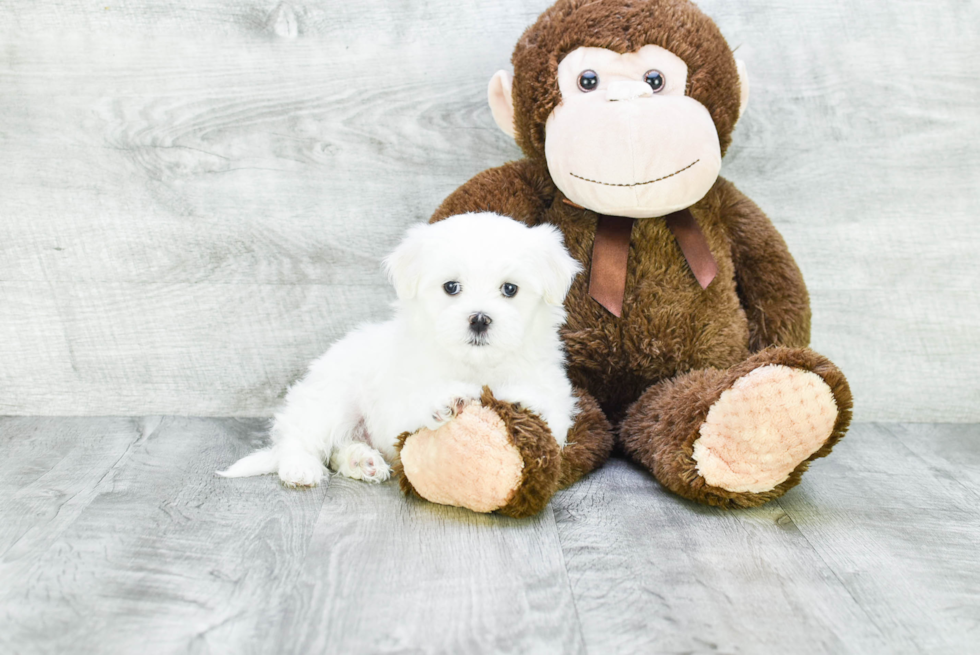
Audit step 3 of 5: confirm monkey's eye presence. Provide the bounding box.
[577,70,599,92]
[644,70,666,93]
[443,281,461,296]
[500,283,519,298]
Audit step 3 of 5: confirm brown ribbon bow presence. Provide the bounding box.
[572,200,718,317]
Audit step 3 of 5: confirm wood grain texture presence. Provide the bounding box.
[1,0,978,419]
[2,419,979,654]
[0,417,329,655]
[0,417,145,558]
[552,461,889,654]
[553,423,980,654]
[884,423,980,501]
[776,423,980,653]
[0,282,387,415]
[269,481,586,655]
[0,417,585,655]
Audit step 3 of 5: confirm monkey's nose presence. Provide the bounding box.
[607,80,653,101]
[468,312,492,334]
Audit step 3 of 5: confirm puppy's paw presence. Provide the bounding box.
[278,452,327,488]
[425,397,470,430]
[331,443,390,483]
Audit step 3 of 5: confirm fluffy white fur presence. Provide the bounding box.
[218,213,582,488]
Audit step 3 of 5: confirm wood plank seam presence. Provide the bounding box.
[878,423,980,502]
[774,497,894,645]
[548,502,592,655]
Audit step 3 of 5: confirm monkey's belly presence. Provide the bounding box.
[562,278,750,413]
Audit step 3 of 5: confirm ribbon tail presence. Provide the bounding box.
[665,209,717,290]
[589,216,635,317]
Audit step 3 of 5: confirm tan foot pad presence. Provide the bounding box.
[399,402,524,513]
[693,364,838,493]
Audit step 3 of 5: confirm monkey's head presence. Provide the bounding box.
[488,0,749,219]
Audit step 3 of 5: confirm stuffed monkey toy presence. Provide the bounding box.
[395,0,852,518]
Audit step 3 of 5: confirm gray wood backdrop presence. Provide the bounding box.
[1,0,978,421]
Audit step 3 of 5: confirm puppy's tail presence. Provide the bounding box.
[216,447,280,478]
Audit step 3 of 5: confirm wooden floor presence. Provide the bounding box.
[1,419,977,654]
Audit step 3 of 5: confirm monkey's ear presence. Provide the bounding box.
[383,224,428,300]
[736,59,750,121]
[488,70,516,139]
[531,224,582,306]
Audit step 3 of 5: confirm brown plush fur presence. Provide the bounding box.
[392,430,418,500]
[437,169,815,420]
[559,389,615,489]
[394,387,612,518]
[619,347,852,508]
[424,0,853,509]
[477,387,563,518]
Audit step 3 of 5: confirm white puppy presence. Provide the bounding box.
[218,212,582,488]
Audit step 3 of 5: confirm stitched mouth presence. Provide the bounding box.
[570,159,699,188]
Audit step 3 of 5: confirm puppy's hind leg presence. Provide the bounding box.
[269,360,352,488]
[277,443,328,488]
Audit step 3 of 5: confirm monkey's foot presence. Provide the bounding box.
[692,365,838,493]
[395,387,561,518]
[621,347,853,508]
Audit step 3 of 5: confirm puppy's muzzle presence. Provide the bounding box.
[468,312,492,337]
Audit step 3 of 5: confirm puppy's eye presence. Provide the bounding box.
[644,70,665,93]
[443,281,461,296]
[577,70,598,92]
[500,283,519,298]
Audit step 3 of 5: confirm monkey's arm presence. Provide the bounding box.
[718,178,811,351]
[431,159,554,225]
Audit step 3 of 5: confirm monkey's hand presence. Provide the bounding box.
[394,387,561,518]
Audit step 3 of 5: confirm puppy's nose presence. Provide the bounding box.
[468,312,492,334]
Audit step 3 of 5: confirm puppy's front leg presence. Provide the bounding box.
[424,396,471,431]
[393,382,481,433]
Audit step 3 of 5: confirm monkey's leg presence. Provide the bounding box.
[620,347,852,509]
[395,387,612,519]
[557,389,615,489]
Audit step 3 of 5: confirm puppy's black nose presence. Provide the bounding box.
[468,312,492,334]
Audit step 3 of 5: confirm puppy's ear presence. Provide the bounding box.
[383,224,428,300]
[531,225,582,306]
